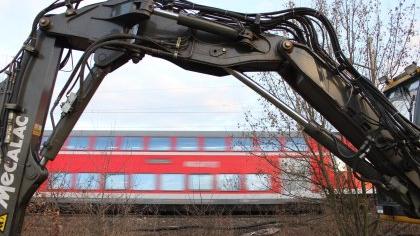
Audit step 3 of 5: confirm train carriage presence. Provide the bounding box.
[36,130,365,213]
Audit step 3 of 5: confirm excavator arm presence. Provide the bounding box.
[0,1,419,234]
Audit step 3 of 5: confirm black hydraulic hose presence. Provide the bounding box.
[171,0,294,19]
[49,33,174,127]
[165,2,358,78]
[272,9,419,136]
[281,21,306,42]
[170,2,420,136]
[50,34,139,127]
[59,49,72,70]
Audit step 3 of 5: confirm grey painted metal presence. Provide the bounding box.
[0,1,419,234]
[0,33,62,235]
[153,8,178,20]
[154,9,241,40]
[277,44,420,216]
[46,3,283,76]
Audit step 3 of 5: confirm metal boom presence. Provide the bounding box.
[0,1,419,234]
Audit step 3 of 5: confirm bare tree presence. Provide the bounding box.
[244,0,418,235]
[314,0,418,84]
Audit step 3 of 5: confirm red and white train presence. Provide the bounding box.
[37,130,366,210]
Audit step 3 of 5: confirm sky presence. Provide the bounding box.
[0,0,418,132]
[0,0,293,132]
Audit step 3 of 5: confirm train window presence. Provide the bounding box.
[246,174,270,191]
[284,137,307,151]
[280,158,311,196]
[149,137,171,151]
[232,137,253,151]
[66,137,89,150]
[131,174,157,190]
[105,174,126,190]
[176,137,198,151]
[121,137,144,150]
[49,173,72,189]
[204,137,225,151]
[160,174,185,191]
[95,137,116,150]
[217,174,240,191]
[188,175,213,190]
[76,173,101,190]
[258,137,281,151]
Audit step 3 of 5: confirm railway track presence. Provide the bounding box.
[27,201,324,216]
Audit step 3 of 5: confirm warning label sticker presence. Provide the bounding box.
[0,213,7,232]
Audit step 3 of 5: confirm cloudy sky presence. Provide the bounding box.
[0,0,299,131]
[0,0,418,131]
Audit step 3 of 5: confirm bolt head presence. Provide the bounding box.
[281,40,294,53]
[39,17,50,29]
[283,41,293,49]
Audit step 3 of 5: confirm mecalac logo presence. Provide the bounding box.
[0,116,28,210]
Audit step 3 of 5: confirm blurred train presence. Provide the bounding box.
[35,130,368,213]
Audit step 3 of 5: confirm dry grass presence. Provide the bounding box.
[22,213,329,236]
[22,210,420,236]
